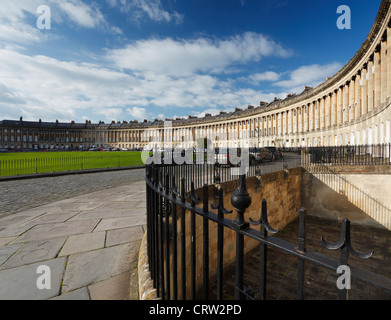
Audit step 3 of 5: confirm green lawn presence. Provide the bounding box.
[0,151,145,177]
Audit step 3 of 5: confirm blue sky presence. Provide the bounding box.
[0,0,382,123]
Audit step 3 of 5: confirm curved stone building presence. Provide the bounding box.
[1,1,391,152]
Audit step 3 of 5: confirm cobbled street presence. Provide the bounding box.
[0,169,145,218]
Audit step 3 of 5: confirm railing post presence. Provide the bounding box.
[165,173,171,300]
[146,165,152,274]
[250,199,279,300]
[202,184,209,300]
[297,208,307,300]
[171,176,178,300]
[211,188,233,300]
[153,167,160,297]
[190,181,200,300]
[180,178,186,300]
[322,218,374,300]
[231,174,251,300]
[158,168,165,300]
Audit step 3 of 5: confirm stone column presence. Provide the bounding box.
[368,58,374,112]
[362,66,368,115]
[343,83,349,123]
[374,50,381,108]
[337,87,343,125]
[332,91,337,126]
[320,98,324,129]
[381,39,387,104]
[349,77,355,121]
[326,93,331,127]
[355,72,361,119]
[308,103,315,131]
[388,27,391,99]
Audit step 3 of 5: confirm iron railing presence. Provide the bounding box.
[145,163,391,300]
[153,153,301,195]
[301,144,391,166]
[0,155,141,177]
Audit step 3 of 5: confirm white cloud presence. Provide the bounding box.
[246,71,280,84]
[107,32,292,77]
[126,107,148,120]
[0,0,46,44]
[108,0,184,24]
[274,63,342,89]
[56,0,105,29]
[0,46,293,123]
[0,0,115,45]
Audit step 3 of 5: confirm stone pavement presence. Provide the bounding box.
[0,179,146,300]
[0,168,145,218]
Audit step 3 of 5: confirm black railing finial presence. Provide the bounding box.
[211,188,233,217]
[231,174,251,230]
[231,174,251,300]
[321,218,374,262]
[250,199,279,235]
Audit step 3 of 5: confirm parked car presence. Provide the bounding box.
[265,146,283,160]
[257,148,273,162]
[249,148,262,165]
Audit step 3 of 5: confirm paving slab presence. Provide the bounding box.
[0,238,66,270]
[0,172,146,300]
[88,271,132,300]
[11,219,100,243]
[58,232,105,256]
[94,216,146,232]
[69,207,145,221]
[61,242,138,293]
[0,257,67,300]
[106,226,144,247]
[0,244,24,265]
[49,287,90,300]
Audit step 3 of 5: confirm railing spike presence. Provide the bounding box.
[321,218,373,260]
[190,181,200,206]
[211,188,233,215]
[249,199,279,235]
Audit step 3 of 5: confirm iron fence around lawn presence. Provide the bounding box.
[145,163,391,300]
[0,155,139,177]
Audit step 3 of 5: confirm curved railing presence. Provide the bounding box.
[144,162,391,300]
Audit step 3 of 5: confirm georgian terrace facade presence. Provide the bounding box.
[1,0,391,152]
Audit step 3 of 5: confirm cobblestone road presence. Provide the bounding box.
[0,169,145,218]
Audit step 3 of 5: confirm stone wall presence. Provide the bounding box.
[301,169,390,229]
[169,167,303,299]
